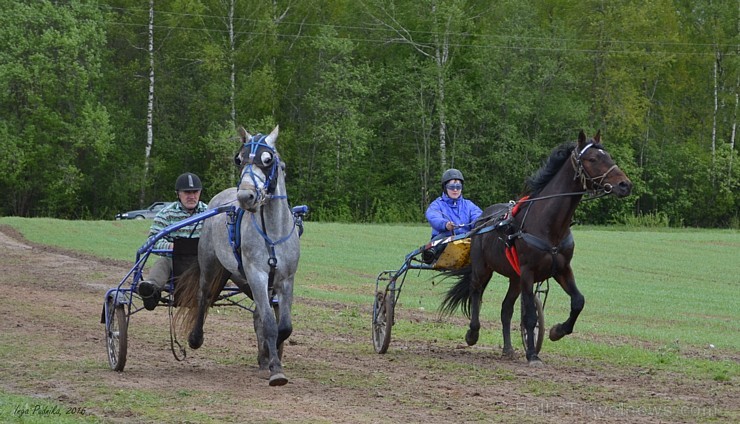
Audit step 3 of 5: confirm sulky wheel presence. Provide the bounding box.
[372,291,394,354]
[105,297,128,371]
[520,294,545,354]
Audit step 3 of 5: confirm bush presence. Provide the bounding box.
[617,211,671,228]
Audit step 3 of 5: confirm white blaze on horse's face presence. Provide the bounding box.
[236,125,279,212]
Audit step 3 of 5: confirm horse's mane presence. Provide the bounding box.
[523,142,576,196]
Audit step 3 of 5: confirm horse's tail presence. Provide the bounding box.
[174,262,226,335]
[439,266,474,318]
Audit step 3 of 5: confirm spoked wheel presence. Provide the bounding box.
[372,291,394,354]
[105,297,128,371]
[520,294,545,354]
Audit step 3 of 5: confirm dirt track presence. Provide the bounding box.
[0,225,736,423]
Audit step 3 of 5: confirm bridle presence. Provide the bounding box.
[571,142,619,194]
[229,132,293,287]
[236,134,284,206]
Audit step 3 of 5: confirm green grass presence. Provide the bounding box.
[1,218,738,384]
[0,217,151,262]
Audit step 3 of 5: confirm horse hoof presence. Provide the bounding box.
[465,330,479,346]
[269,373,288,386]
[527,357,544,367]
[549,324,565,341]
[502,347,516,359]
[188,334,203,350]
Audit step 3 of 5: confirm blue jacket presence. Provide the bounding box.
[425,193,483,239]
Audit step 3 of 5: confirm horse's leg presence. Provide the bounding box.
[549,266,584,341]
[187,272,210,349]
[252,307,269,370]
[500,278,520,358]
[248,271,287,386]
[252,283,292,370]
[249,280,292,370]
[519,272,542,365]
[465,267,492,346]
[275,275,294,348]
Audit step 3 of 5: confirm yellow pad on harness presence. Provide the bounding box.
[433,238,471,269]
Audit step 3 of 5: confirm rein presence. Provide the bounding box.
[472,187,610,232]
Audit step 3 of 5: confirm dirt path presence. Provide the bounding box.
[0,226,736,423]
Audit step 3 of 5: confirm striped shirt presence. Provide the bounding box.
[148,200,208,253]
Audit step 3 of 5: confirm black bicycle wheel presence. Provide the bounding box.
[372,291,394,354]
[105,298,128,371]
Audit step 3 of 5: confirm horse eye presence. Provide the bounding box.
[260,151,273,166]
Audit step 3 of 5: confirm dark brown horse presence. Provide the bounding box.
[440,130,632,364]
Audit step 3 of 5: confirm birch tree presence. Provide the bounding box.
[140,0,155,206]
[361,0,469,170]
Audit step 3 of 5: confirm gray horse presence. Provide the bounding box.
[177,125,300,386]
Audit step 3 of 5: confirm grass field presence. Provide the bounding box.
[2,217,739,353]
[0,217,738,422]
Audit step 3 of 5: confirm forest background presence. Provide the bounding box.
[1,0,738,227]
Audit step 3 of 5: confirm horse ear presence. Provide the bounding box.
[594,130,601,143]
[237,126,251,142]
[578,130,587,147]
[265,125,279,148]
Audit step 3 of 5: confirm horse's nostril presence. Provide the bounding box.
[619,180,633,194]
[237,189,257,204]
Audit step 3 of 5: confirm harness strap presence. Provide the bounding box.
[260,207,278,294]
[227,208,247,278]
[503,195,574,277]
[225,203,297,297]
[507,231,574,277]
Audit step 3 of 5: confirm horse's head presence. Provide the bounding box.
[572,130,632,197]
[234,125,281,212]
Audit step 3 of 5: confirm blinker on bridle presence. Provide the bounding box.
[237,134,281,203]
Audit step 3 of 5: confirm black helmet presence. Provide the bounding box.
[175,172,202,191]
[441,168,464,189]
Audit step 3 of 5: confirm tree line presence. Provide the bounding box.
[1,0,738,227]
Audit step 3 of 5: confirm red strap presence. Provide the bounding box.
[504,196,528,276]
[505,245,521,276]
[511,195,529,216]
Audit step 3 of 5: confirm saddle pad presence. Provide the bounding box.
[433,238,471,270]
